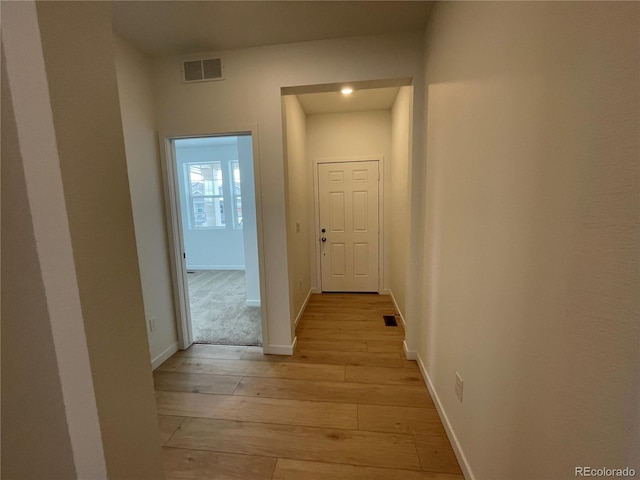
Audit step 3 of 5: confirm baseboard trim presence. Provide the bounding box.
[263,337,297,356]
[414,351,475,480]
[311,287,322,294]
[403,340,417,360]
[294,289,313,330]
[246,299,260,307]
[389,290,406,328]
[380,288,391,295]
[186,265,245,271]
[151,341,179,370]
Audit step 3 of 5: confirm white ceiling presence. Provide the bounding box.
[297,87,400,115]
[112,1,434,57]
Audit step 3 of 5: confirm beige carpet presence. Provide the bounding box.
[187,270,262,346]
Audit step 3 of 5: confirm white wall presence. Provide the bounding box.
[283,95,311,325]
[2,8,79,475]
[114,35,179,368]
[388,86,412,318]
[5,2,164,476]
[152,31,425,352]
[407,2,640,479]
[306,110,392,292]
[174,142,246,269]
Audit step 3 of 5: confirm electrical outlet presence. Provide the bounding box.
[149,316,157,333]
[295,221,301,233]
[455,372,464,403]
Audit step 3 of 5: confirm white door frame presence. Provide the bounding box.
[312,155,385,294]
[158,125,269,350]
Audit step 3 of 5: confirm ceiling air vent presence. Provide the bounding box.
[182,57,224,83]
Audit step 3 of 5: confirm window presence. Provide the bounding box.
[185,160,242,229]
[187,162,225,228]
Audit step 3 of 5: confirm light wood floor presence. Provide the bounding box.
[155,293,463,479]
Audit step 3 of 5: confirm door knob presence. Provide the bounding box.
[321,237,326,242]
[321,228,326,233]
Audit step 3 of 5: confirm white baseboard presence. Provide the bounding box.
[388,290,406,328]
[263,337,297,356]
[380,288,391,295]
[403,340,417,360]
[294,289,313,329]
[186,265,245,271]
[311,287,322,294]
[151,341,179,370]
[246,299,260,307]
[414,351,475,480]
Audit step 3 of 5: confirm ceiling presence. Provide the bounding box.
[112,1,434,57]
[297,87,400,115]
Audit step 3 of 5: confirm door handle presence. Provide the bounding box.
[321,237,326,242]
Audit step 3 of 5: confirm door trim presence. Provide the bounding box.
[312,155,385,294]
[158,125,269,350]
[160,137,191,349]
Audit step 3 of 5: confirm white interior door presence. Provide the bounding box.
[318,161,379,292]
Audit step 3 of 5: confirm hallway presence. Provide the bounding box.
[155,293,462,479]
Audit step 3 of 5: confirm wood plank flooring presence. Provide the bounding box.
[156,293,463,479]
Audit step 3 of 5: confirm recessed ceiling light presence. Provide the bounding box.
[341,87,353,95]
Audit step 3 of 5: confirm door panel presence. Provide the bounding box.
[353,243,369,276]
[329,170,344,183]
[352,168,369,182]
[352,191,368,232]
[318,161,379,292]
[329,192,345,232]
[330,243,346,277]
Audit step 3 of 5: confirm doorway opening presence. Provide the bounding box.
[170,134,263,347]
[281,79,413,313]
